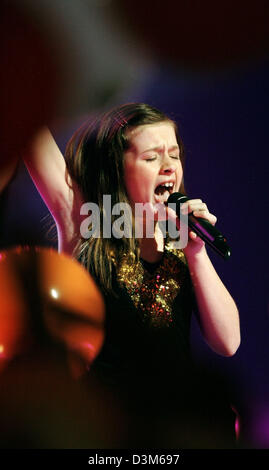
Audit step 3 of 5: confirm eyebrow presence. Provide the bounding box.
[142,145,179,154]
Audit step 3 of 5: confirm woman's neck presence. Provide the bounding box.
[139,223,165,263]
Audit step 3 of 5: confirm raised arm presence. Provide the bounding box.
[23,127,83,254]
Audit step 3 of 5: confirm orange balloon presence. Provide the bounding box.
[0,250,28,371]
[39,248,105,366]
[0,247,105,373]
[0,248,128,449]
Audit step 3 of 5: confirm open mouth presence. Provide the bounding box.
[154,182,175,204]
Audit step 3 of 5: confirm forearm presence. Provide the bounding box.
[22,126,83,255]
[23,127,67,212]
[186,247,240,356]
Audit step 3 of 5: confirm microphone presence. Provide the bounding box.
[167,192,231,259]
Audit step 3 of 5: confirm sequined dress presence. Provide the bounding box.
[91,246,195,386]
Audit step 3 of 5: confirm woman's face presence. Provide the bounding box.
[124,122,183,211]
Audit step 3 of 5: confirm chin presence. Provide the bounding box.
[152,202,168,222]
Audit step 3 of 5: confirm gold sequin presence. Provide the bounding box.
[115,247,189,328]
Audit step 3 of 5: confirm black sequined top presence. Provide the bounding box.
[91,246,196,386]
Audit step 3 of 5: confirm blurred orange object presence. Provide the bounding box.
[0,248,128,449]
[0,251,28,371]
[0,247,105,374]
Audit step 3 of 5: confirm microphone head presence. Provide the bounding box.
[167,192,188,205]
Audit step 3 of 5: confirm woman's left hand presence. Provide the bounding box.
[181,199,217,258]
[175,199,217,259]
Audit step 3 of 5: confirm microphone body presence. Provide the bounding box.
[167,193,231,260]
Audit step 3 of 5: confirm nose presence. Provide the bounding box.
[159,155,176,175]
[160,166,176,175]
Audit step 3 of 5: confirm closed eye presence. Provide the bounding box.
[144,156,157,161]
[170,155,180,160]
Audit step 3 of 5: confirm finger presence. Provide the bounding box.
[181,201,206,214]
[189,202,208,212]
[192,210,217,225]
[189,230,205,246]
[189,230,197,239]
[187,199,203,204]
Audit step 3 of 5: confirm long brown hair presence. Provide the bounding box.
[65,103,186,293]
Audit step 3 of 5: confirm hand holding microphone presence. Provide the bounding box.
[167,193,231,260]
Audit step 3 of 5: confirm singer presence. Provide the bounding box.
[24,103,240,447]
